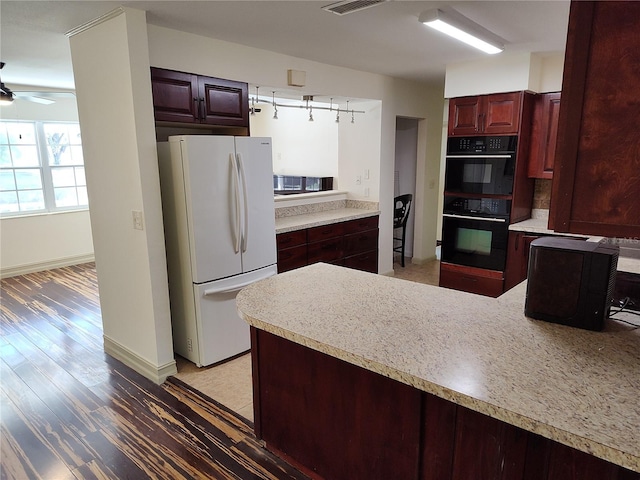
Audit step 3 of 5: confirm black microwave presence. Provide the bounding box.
[525,237,619,331]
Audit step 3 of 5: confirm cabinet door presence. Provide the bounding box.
[528,93,561,179]
[199,76,249,127]
[483,92,522,135]
[276,245,307,273]
[550,2,640,237]
[451,407,527,480]
[504,232,541,292]
[150,67,199,123]
[276,231,307,273]
[307,237,344,264]
[448,96,481,136]
[449,93,522,135]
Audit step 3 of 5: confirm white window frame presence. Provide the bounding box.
[0,120,88,217]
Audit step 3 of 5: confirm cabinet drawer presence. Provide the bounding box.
[307,223,345,243]
[277,230,307,249]
[344,229,379,256]
[344,251,378,273]
[277,245,307,273]
[307,237,344,264]
[439,263,504,298]
[344,215,378,234]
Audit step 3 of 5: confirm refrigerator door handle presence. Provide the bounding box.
[203,270,276,295]
[236,153,250,253]
[230,153,241,253]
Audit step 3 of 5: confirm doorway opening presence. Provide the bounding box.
[394,117,418,265]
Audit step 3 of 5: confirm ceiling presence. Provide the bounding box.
[1,1,571,92]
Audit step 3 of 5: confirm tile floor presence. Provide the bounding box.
[174,257,441,422]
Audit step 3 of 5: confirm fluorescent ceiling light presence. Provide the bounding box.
[419,9,504,55]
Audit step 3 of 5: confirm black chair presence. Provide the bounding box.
[393,194,412,267]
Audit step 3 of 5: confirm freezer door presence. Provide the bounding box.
[234,137,277,273]
[193,265,276,366]
[178,136,243,283]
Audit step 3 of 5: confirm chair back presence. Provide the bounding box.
[393,194,412,228]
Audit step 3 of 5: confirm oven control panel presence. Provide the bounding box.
[448,135,518,154]
[444,196,511,218]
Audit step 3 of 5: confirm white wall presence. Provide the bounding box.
[1,211,94,277]
[70,8,175,383]
[0,92,95,277]
[337,100,382,198]
[250,102,339,177]
[444,52,564,98]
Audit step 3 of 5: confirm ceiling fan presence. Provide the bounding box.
[0,62,75,105]
[0,62,15,105]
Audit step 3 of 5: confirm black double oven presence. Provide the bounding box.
[441,135,517,273]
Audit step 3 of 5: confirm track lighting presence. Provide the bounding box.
[249,86,364,124]
[272,91,278,119]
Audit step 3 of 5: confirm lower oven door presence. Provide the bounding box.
[441,214,509,271]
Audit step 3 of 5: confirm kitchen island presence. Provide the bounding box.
[236,262,640,479]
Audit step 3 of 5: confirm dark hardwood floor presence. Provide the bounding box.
[0,263,308,480]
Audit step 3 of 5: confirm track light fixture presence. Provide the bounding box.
[272,91,278,119]
[250,86,364,123]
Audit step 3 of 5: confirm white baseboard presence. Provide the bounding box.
[103,336,177,385]
[1,254,96,279]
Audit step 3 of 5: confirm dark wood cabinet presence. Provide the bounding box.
[448,92,523,136]
[504,231,542,291]
[276,230,307,273]
[528,92,561,179]
[439,262,504,298]
[550,1,640,237]
[252,329,421,480]
[451,407,528,480]
[251,329,640,480]
[150,67,249,128]
[276,216,379,274]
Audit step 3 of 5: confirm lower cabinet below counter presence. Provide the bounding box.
[252,329,640,480]
[276,215,379,274]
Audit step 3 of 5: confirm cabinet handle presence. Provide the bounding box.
[198,98,205,120]
[193,98,199,120]
[515,233,521,251]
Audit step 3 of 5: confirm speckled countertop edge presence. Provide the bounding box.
[275,207,380,234]
[237,263,640,473]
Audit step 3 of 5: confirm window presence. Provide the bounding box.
[0,121,87,215]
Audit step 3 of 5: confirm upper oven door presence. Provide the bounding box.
[444,154,515,195]
[444,136,517,196]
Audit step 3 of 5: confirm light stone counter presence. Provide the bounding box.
[236,262,640,472]
[275,207,379,234]
[276,207,380,233]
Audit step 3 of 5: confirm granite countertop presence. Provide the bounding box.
[275,207,379,234]
[237,262,640,472]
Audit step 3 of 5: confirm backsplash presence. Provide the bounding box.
[533,179,552,210]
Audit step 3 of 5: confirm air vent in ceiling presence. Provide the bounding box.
[322,0,388,16]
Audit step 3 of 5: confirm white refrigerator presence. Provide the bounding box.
[157,135,277,367]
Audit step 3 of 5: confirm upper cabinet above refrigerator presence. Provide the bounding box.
[150,67,249,131]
